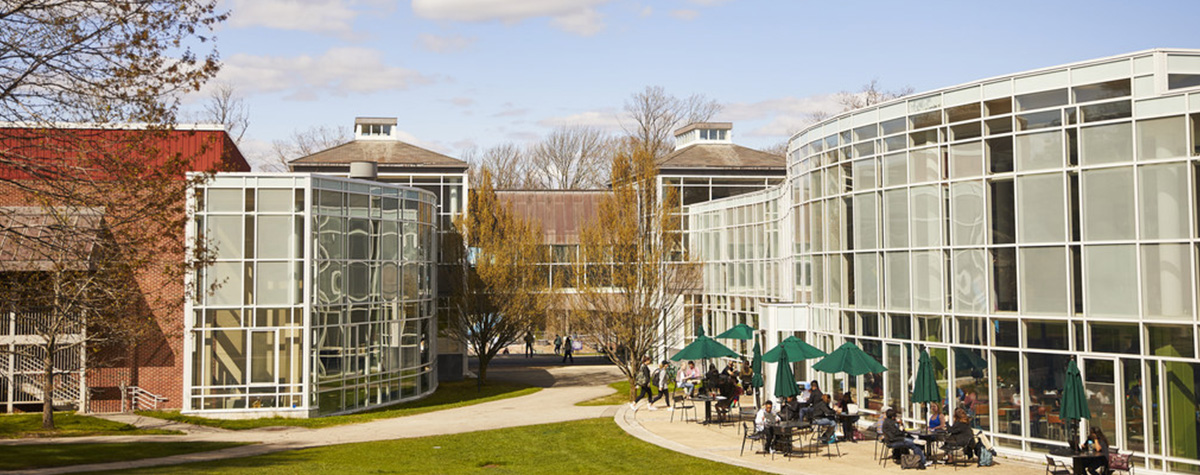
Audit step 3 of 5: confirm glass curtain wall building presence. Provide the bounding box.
[186,174,438,418]
[686,49,1200,472]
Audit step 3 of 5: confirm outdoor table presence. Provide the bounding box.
[836,412,859,442]
[914,428,946,462]
[690,395,725,424]
[1068,452,1107,475]
[769,420,810,457]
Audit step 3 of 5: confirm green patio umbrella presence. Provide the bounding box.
[714,323,756,340]
[763,335,827,363]
[750,340,764,389]
[1060,359,1090,421]
[773,351,798,399]
[670,334,740,362]
[813,342,888,376]
[911,350,942,405]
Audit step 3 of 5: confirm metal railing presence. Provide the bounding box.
[124,385,169,412]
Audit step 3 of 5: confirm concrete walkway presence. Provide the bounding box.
[0,362,624,474]
[615,397,1050,475]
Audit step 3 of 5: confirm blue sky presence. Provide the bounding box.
[199,0,1200,169]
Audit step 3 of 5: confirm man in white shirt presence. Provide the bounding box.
[755,400,782,453]
[678,361,702,398]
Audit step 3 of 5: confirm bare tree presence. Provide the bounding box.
[622,86,721,160]
[0,1,225,429]
[572,140,698,402]
[836,79,915,112]
[200,83,249,143]
[761,141,789,157]
[529,125,611,189]
[474,143,531,189]
[270,125,352,172]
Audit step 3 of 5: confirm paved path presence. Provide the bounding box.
[0,363,624,474]
[614,398,1050,475]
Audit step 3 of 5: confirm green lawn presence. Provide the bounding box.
[110,418,765,474]
[140,380,539,430]
[577,380,677,406]
[0,412,181,439]
[0,442,248,470]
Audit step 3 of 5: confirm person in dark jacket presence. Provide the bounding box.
[945,408,979,459]
[779,395,801,421]
[1080,426,1110,475]
[882,408,928,467]
[835,391,860,443]
[632,357,654,410]
[811,393,838,441]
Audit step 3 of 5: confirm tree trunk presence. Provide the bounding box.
[42,345,55,430]
[477,353,491,391]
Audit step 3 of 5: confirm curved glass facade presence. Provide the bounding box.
[186,174,438,418]
[689,50,1200,472]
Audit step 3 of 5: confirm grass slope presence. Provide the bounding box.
[0,412,180,439]
[112,418,765,474]
[0,442,247,470]
[140,380,539,430]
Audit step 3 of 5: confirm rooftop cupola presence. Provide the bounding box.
[354,117,398,141]
[673,122,733,150]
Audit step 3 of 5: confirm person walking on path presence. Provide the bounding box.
[649,360,674,410]
[562,335,574,364]
[553,334,562,355]
[632,357,656,411]
[523,332,535,358]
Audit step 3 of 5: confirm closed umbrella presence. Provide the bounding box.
[1060,359,1090,446]
[773,351,798,399]
[715,323,756,340]
[911,350,941,405]
[751,339,764,407]
[763,335,827,363]
[813,342,888,376]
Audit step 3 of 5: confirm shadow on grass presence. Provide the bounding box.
[0,412,181,439]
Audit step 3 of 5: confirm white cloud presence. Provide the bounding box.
[216,47,437,99]
[720,94,843,137]
[411,0,610,35]
[448,97,475,107]
[669,9,698,21]
[395,129,453,154]
[225,0,388,38]
[536,108,623,132]
[639,6,653,17]
[416,33,477,53]
[550,8,604,36]
[492,106,530,118]
[687,0,731,5]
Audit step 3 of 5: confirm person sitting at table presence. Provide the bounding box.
[945,408,980,459]
[883,408,930,468]
[678,361,702,398]
[798,380,823,420]
[704,365,722,396]
[779,395,800,421]
[1080,426,1110,475]
[928,402,944,430]
[739,359,754,394]
[755,400,782,454]
[797,382,812,404]
[811,393,838,443]
[835,391,860,443]
[715,373,739,411]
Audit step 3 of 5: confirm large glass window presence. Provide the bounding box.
[1015,131,1064,171]
[1017,173,1066,243]
[1084,245,1138,317]
[1139,162,1191,240]
[950,141,984,178]
[885,252,910,310]
[1082,167,1136,241]
[1142,244,1195,320]
[995,350,1021,436]
[1080,122,1133,165]
[883,153,907,187]
[951,181,986,246]
[854,158,877,191]
[990,180,1015,245]
[1138,116,1187,160]
[1020,247,1069,315]
[909,147,940,183]
[910,186,942,247]
[952,249,988,314]
[912,251,944,312]
[1163,361,1200,469]
[991,247,1017,312]
[884,189,909,248]
[1025,352,1069,441]
[855,252,880,308]
[853,193,878,250]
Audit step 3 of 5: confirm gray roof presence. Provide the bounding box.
[0,207,104,272]
[289,140,468,170]
[656,143,785,171]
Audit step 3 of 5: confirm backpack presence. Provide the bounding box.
[978,448,994,467]
[900,453,923,470]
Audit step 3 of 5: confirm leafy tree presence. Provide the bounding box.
[443,168,548,387]
[572,140,698,401]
